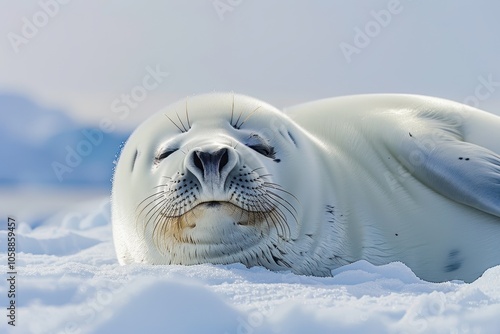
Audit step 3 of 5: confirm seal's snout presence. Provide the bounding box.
[193,148,229,178]
[186,146,236,192]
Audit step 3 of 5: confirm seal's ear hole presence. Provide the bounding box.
[131,149,139,172]
[279,129,298,147]
[277,128,298,147]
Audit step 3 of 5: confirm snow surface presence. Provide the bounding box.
[1,197,500,334]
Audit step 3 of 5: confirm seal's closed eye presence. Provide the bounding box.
[248,144,275,158]
[156,148,177,162]
[246,134,276,159]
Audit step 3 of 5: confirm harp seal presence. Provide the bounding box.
[112,93,500,282]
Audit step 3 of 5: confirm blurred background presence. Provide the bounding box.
[1,0,499,223]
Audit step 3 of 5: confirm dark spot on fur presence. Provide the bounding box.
[444,249,463,272]
[287,131,297,146]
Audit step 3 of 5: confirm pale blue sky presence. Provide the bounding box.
[1,0,499,128]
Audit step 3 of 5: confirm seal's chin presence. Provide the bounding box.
[152,201,271,247]
[149,201,277,265]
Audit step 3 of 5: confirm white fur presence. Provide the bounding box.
[112,93,500,282]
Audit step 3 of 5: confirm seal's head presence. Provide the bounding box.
[112,93,321,271]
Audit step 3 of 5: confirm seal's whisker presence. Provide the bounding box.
[136,190,163,206]
[248,185,291,239]
[151,203,166,236]
[262,184,299,211]
[234,110,244,129]
[152,183,169,190]
[263,195,291,238]
[264,191,298,225]
[185,98,191,130]
[165,114,185,133]
[229,139,238,150]
[255,196,289,239]
[180,143,193,156]
[144,196,173,231]
[153,211,175,247]
[176,112,188,133]
[136,191,165,216]
[230,93,235,127]
[237,106,261,129]
[152,202,185,249]
[144,199,167,231]
[250,167,266,174]
[145,201,165,237]
[138,198,165,230]
[262,210,277,236]
[262,182,300,205]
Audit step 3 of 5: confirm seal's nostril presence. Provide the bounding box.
[219,148,229,175]
[193,152,204,174]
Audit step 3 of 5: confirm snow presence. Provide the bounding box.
[1,197,499,334]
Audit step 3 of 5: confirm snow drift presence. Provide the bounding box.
[1,198,499,334]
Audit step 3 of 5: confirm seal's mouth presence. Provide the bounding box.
[147,200,275,251]
[136,175,297,255]
[182,200,270,226]
[202,201,222,207]
[189,201,254,226]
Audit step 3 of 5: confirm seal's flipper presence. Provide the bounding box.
[398,135,500,218]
